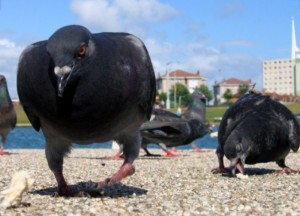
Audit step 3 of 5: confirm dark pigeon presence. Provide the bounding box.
[295,113,300,126]
[140,90,212,156]
[17,25,156,196]
[0,75,16,155]
[212,91,300,176]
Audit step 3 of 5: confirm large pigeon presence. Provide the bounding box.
[140,90,212,156]
[17,25,156,196]
[0,75,16,155]
[212,91,300,176]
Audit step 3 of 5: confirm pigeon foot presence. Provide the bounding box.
[54,186,94,197]
[193,147,205,152]
[142,147,161,157]
[163,149,182,157]
[276,167,299,174]
[0,148,8,155]
[211,167,229,174]
[55,186,79,197]
[97,163,135,188]
[143,153,161,157]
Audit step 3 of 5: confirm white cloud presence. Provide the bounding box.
[0,39,16,48]
[70,0,262,91]
[143,38,262,90]
[70,0,178,34]
[0,38,25,98]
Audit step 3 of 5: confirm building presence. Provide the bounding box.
[296,53,300,96]
[293,17,300,96]
[262,59,295,95]
[156,69,207,94]
[262,18,300,96]
[213,78,253,104]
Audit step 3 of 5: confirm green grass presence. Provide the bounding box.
[15,105,30,125]
[15,102,300,126]
[285,103,300,114]
[206,102,300,124]
[206,106,227,123]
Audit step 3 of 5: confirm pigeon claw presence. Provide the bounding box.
[163,149,182,157]
[97,163,135,188]
[211,167,229,174]
[0,148,8,155]
[193,147,205,152]
[276,167,300,174]
[54,186,94,197]
[97,178,112,188]
[55,186,80,197]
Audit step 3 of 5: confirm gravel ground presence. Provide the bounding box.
[1,148,300,215]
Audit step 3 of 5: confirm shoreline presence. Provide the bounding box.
[1,149,300,215]
[16,123,32,127]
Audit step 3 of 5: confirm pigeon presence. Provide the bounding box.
[17,25,156,196]
[0,75,16,155]
[212,91,300,176]
[295,113,300,126]
[105,109,184,159]
[140,90,212,156]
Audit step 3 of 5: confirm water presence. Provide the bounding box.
[4,127,219,150]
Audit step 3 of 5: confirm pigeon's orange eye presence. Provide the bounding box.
[78,45,87,57]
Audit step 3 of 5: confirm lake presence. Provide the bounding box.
[4,127,219,150]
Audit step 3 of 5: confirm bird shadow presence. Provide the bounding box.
[138,155,182,160]
[71,155,181,161]
[0,151,19,156]
[221,167,276,177]
[71,156,108,160]
[244,167,276,176]
[31,182,147,198]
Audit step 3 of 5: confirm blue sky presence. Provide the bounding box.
[0,0,300,98]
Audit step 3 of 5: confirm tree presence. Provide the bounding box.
[195,84,213,104]
[237,84,250,98]
[158,92,167,102]
[156,92,167,107]
[223,89,233,104]
[169,83,190,106]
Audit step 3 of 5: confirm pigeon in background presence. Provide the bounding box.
[17,25,156,196]
[212,91,300,176]
[0,75,16,155]
[295,113,300,126]
[140,90,212,156]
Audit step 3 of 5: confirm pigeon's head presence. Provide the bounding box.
[224,134,251,176]
[184,90,206,120]
[188,90,206,108]
[47,25,95,97]
[0,75,7,88]
[0,75,10,104]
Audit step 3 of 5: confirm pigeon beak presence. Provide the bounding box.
[57,74,70,97]
[54,66,72,97]
[230,157,245,176]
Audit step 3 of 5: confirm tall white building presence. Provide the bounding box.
[262,18,299,96]
[291,18,300,59]
[262,59,295,95]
